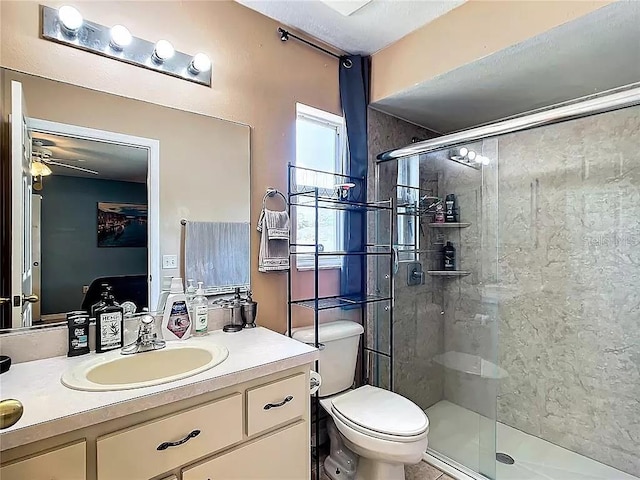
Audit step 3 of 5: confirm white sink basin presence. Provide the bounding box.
[61,343,229,391]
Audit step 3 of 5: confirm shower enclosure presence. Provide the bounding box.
[373,86,640,480]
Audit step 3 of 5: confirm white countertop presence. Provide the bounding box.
[0,327,318,451]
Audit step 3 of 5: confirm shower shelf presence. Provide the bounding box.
[428,222,471,228]
[428,270,471,277]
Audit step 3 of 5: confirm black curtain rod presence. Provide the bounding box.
[278,27,353,67]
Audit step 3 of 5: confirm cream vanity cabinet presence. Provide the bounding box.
[0,366,311,480]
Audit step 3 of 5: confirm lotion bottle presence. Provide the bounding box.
[161,277,192,340]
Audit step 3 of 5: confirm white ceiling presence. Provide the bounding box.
[235,0,465,55]
[372,1,640,133]
[31,133,148,183]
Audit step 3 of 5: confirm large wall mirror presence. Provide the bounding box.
[1,68,251,330]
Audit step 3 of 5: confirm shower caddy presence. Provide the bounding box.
[285,164,395,479]
[396,183,471,278]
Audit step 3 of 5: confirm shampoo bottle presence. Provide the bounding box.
[443,241,456,271]
[95,292,124,353]
[192,282,208,336]
[161,278,192,341]
[445,194,458,223]
[91,283,109,317]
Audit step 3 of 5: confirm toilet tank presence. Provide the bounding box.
[291,320,364,397]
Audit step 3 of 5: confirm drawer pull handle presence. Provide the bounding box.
[157,429,201,451]
[263,395,293,410]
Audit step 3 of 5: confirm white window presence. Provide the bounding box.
[294,103,345,270]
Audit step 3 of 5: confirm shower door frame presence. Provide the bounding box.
[376,83,640,163]
[375,82,640,480]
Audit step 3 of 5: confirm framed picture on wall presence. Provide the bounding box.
[97,202,148,248]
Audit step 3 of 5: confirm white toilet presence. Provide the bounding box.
[291,320,429,480]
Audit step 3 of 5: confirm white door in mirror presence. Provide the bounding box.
[10,81,36,328]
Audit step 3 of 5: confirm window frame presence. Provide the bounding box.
[294,104,346,270]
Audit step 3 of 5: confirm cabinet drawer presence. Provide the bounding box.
[246,373,307,436]
[0,441,86,480]
[182,421,309,480]
[97,393,242,480]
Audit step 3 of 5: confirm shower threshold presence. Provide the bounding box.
[424,400,638,480]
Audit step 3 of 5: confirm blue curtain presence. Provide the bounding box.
[340,55,370,299]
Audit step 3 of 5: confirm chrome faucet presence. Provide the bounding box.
[121,314,166,355]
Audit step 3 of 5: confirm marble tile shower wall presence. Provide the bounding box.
[367,108,442,407]
[493,106,640,476]
[440,106,640,475]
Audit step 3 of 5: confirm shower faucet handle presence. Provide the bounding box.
[407,261,424,286]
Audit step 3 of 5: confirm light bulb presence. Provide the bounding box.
[467,150,477,161]
[459,147,468,157]
[152,40,175,63]
[481,156,490,166]
[474,154,484,164]
[58,5,83,36]
[110,25,132,51]
[189,53,212,73]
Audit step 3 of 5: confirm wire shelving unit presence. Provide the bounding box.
[285,164,395,480]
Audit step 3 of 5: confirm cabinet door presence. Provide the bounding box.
[97,393,242,480]
[0,441,86,480]
[182,422,308,480]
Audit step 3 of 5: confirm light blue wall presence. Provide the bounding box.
[40,175,147,314]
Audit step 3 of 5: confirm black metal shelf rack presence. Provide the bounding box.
[285,164,395,480]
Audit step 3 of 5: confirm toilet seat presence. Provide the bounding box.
[330,385,429,443]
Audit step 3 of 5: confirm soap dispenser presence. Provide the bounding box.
[161,278,192,340]
[192,282,208,336]
[223,288,245,333]
[242,291,258,329]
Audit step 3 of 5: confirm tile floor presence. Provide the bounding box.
[314,451,450,480]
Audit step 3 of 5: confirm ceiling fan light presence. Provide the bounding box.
[31,161,53,177]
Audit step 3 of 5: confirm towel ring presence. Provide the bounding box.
[263,188,287,209]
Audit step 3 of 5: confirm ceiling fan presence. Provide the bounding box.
[31,140,99,176]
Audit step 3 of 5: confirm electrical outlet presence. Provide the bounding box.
[162,254,178,269]
[82,285,89,294]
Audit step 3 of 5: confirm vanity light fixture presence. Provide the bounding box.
[109,25,132,51]
[58,5,83,37]
[449,147,482,170]
[152,39,175,63]
[41,5,212,87]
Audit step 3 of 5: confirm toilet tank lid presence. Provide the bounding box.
[290,320,364,344]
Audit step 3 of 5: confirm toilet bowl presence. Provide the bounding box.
[290,321,429,480]
[320,385,429,480]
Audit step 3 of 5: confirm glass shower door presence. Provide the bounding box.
[381,148,499,479]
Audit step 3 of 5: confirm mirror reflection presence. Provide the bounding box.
[33,134,150,324]
[1,67,251,330]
